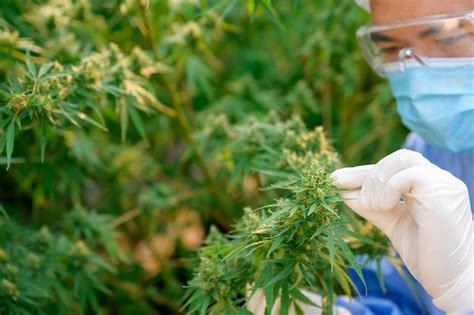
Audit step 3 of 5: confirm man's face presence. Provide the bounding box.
[369,0,474,60]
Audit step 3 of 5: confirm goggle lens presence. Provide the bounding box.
[357,11,474,76]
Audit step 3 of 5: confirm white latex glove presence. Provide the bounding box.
[247,288,351,315]
[331,149,474,314]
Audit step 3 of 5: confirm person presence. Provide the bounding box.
[249,0,474,314]
[333,0,474,314]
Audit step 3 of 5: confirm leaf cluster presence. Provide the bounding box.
[0,207,119,315]
[185,116,389,314]
[0,1,401,314]
[0,45,169,168]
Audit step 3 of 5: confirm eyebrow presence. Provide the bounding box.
[417,24,444,38]
[370,32,397,43]
[370,21,462,43]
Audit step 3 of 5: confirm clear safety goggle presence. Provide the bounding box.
[356,10,474,76]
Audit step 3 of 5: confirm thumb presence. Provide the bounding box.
[341,189,407,234]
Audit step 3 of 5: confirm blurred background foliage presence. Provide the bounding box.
[0,0,406,314]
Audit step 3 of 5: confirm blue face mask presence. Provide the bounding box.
[386,58,474,153]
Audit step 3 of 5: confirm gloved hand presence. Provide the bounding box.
[331,149,474,314]
[247,288,351,315]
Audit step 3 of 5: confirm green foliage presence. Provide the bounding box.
[0,0,403,314]
[184,115,388,314]
[0,208,117,314]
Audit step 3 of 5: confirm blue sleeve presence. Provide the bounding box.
[336,257,445,315]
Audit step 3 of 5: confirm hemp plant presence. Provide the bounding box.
[184,114,390,314]
[0,1,401,313]
[0,206,120,315]
[0,46,172,169]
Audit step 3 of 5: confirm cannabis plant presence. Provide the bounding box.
[184,115,389,314]
[0,0,402,314]
[0,206,120,314]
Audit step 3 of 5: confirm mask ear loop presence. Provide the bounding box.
[398,48,428,71]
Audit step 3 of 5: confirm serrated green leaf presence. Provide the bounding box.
[42,70,72,80]
[277,281,289,315]
[252,168,291,178]
[221,0,239,18]
[341,228,386,248]
[335,232,367,293]
[289,288,319,307]
[294,303,304,315]
[39,123,47,163]
[264,280,276,315]
[6,121,15,170]
[333,264,352,297]
[77,112,107,131]
[101,83,126,96]
[120,99,128,142]
[38,62,54,78]
[127,98,148,144]
[375,259,387,294]
[200,296,211,315]
[264,262,295,289]
[25,51,37,78]
[323,271,335,314]
[266,235,285,258]
[321,202,339,217]
[253,263,272,293]
[181,290,201,311]
[327,230,335,271]
[308,202,318,215]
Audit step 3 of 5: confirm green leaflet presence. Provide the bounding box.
[376,258,387,294]
[327,230,336,271]
[266,234,286,258]
[25,51,37,79]
[264,262,295,289]
[120,99,128,142]
[290,288,319,307]
[200,296,211,315]
[39,122,47,163]
[264,279,277,315]
[333,264,352,297]
[6,120,15,169]
[127,97,149,145]
[335,231,367,293]
[280,281,290,315]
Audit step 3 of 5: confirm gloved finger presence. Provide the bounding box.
[381,165,468,222]
[341,189,408,235]
[361,149,435,212]
[369,149,434,179]
[247,289,265,314]
[360,172,376,214]
[271,297,281,315]
[377,167,423,212]
[331,165,373,190]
